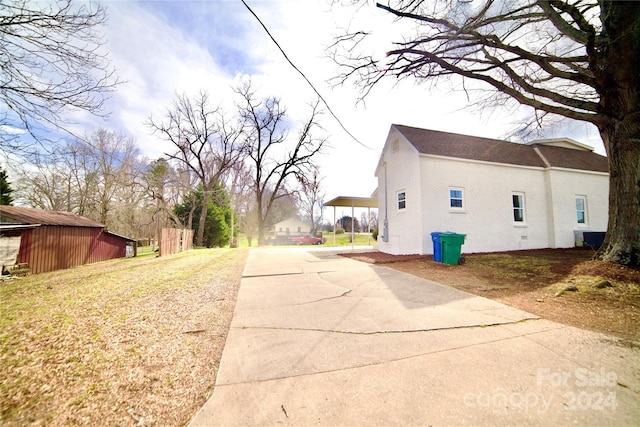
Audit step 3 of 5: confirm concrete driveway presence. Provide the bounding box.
[189,247,639,426]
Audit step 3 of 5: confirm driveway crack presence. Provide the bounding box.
[237,317,539,335]
[291,289,352,306]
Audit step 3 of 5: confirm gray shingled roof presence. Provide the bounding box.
[533,144,609,172]
[0,206,105,228]
[393,124,609,173]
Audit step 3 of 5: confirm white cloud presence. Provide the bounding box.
[96,1,239,158]
[82,0,604,201]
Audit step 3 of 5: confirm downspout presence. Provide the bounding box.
[382,161,389,242]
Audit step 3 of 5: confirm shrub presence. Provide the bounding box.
[335,227,345,235]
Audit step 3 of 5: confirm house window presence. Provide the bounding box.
[576,196,587,225]
[512,193,525,223]
[449,188,464,209]
[397,191,406,210]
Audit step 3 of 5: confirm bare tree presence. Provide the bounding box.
[223,160,253,247]
[13,128,145,235]
[332,1,639,265]
[110,155,149,238]
[242,204,260,247]
[0,0,119,154]
[360,211,369,233]
[142,158,192,232]
[147,91,245,246]
[369,210,378,233]
[236,81,327,245]
[83,129,140,225]
[13,159,72,211]
[296,166,326,235]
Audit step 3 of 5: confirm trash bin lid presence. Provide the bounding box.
[440,233,466,243]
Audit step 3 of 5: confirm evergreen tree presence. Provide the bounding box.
[338,216,359,233]
[174,183,234,248]
[0,167,14,205]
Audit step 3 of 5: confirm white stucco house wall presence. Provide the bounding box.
[376,125,609,255]
[272,217,311,238]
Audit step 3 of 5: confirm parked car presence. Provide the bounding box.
[290,234,323,245]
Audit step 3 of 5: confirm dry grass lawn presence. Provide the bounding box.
[1,247,248,426]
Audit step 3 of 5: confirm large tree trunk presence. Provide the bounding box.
[255,190,267,246]
[596,125,640,265]
[196,189,212,247]
[594,2,640,265]
[257,201,268,246]
[257,218,267,246]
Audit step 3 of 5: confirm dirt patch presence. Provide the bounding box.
[341,249,640,343]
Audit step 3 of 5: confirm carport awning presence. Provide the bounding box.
[324,196,378,208]
[324,195,378,250]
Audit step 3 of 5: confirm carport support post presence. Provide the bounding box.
[368,207,371,245]
[351,199,355,251]
[333,206,336,246]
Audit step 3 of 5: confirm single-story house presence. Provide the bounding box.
[376,124,609,255]
[0,206,136,274]
[272,217,311,238]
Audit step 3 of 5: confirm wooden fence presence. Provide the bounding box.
[160,228,193,257]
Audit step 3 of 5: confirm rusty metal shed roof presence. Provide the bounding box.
[0,206,105,228]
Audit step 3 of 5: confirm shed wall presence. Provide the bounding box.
[18,226,127,274]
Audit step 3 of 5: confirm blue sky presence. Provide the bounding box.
[64,0,603,201]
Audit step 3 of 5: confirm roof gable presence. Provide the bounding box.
[392,124,608,173]
[529,138,593,151]
[0,206,105,227]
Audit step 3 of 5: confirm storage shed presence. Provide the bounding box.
[0,206,136,274]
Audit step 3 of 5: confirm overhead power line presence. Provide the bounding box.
[241,0,372,150]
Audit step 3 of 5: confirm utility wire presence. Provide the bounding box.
[241,0,372,150]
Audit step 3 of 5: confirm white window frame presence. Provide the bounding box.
[449,187,465,211]
[576,195,588,226]
[397,190,406,211]
[512,192,526,224]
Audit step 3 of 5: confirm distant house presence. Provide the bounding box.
[0,206,136,274]
[375,125,609,255]
[272,217,311,238]
[271,217,311,244]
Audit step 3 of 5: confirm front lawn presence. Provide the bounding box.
[0,248,248,425]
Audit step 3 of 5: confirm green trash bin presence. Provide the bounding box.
[440,233,466,265]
